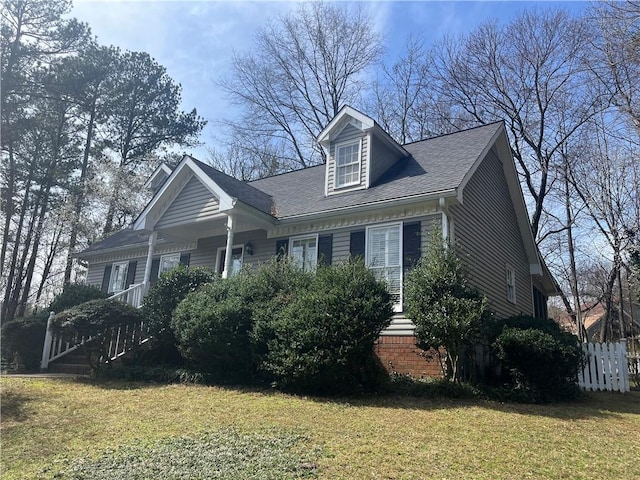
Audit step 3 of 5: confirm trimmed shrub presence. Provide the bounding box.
[404,231,488,382]
[141,265,216,363]
[1,312,49,372]
[244,258,312,361]
[260,260,394,394]
[171,276,255,382]
[50,299,143,370]
[49,283,109,314]
[493,326,583,402]
[482,314,567,344]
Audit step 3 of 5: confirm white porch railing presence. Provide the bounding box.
[109,282,145,308]
[40,282,149,370]
[577,340,630,393]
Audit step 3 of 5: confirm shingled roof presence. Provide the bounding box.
[79,121,503,254]
[249,122,502,218]
[192,157,274,215]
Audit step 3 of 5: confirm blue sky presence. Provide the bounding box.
[70,0,590,159]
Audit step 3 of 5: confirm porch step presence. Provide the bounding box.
[48,348,91,375]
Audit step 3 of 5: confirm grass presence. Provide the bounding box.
[2,377,640,479]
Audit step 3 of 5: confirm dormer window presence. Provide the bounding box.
[336,140,361,188]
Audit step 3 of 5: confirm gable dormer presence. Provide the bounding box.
[318,106,409,196]
[144,163,173,195]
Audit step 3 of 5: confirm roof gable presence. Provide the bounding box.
[133,155,273,231]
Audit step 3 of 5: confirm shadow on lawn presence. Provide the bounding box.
[0,389,34,423]
[312,390,640,420]
[67,374,640,420]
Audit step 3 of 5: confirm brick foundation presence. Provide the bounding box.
[374,335,443,378]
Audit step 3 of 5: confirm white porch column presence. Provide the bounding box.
[143,231,157,292]
[222,213,235,279]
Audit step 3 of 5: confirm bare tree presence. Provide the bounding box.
[589,1,640,133]
[570,114,640,340]
[219,2,383,173]
[430,9,607,239]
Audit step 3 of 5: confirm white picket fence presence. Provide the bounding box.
[577,340,630,393]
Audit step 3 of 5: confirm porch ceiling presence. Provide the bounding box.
[154,214,270,243]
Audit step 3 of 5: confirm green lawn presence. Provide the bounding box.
[2,376,639,479]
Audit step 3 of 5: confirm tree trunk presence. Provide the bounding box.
[64,103,96,284]
[563,160,584,340]
[36,224,63,306]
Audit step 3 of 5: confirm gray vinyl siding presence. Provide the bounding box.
[156,176,220,229]
[327,124,367,193]
[86,262,109,287]
[369,134,402,186]
[450,148,534,318]
[85,257,147,289]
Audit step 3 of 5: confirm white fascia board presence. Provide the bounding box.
[133,155,190,230]
[317,105,375,145]
[185,157,236,211]
[134,156,237,231]
[143,163,172,189]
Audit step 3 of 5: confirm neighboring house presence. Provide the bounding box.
[76,106,557,376]
[558,301,640,343]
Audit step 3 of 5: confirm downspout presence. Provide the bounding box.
[222,213,235,279]
[439,197,451,243]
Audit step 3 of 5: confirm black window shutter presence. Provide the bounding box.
[403,221,421,273]
[318,234,333,266]
[275,239,289,260]
[349,231,365,259]
[150,258,160,284]
[125,261,137,288]
[101,265,112,293]
[218,250,225,275]
[179,253,191,266]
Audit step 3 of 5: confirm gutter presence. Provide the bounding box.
[276,188,458,224]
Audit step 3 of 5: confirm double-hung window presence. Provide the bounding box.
[159,253,180,276]
[366,223,402,310]
[109,261,129,293]
[289,234,318,272]
[335,140,360,188]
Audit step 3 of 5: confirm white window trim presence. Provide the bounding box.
[289,233,319,272]
[334,139,362,189]
[109,261,129,294]
[365,222,403,312]
[215,244,245,276]
[159,253,181,276]
[506,265,517,304]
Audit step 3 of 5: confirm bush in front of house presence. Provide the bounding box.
[492,320,584,402]
[171,275,255,382]
[49,283,109,314]
[404,231,488,383]
[141,265,217,364]
[50,299,143,371]
[259,259,394,394]
[1,312,49,372]
[170,259,310,382]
